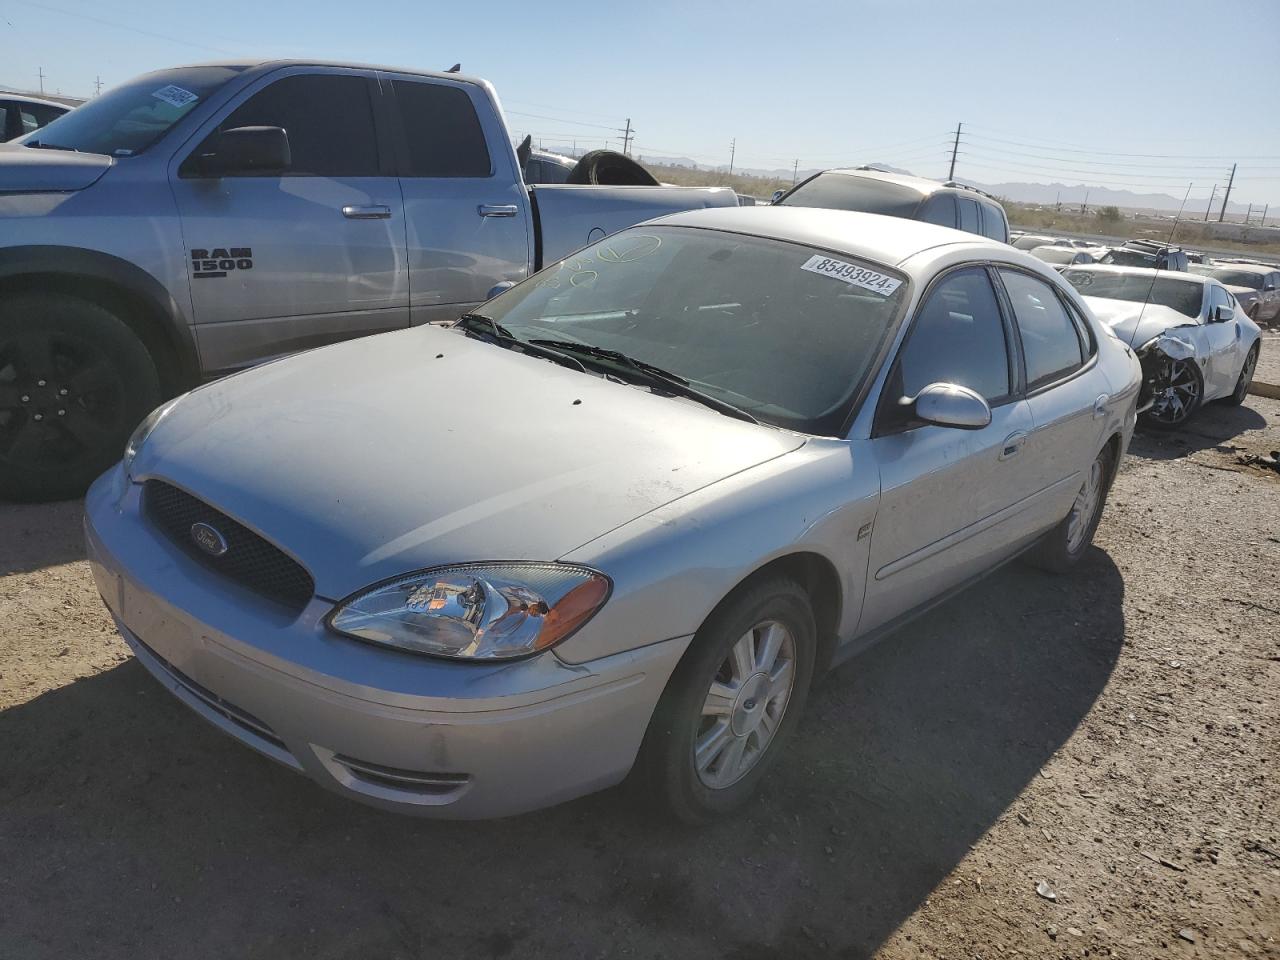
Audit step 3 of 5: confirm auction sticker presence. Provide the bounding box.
[152,85,199,108]
[801,255,902,296]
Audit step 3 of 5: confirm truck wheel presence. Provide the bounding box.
[0,293,160,502]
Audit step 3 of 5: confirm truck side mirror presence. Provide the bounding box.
[196,126,291,177]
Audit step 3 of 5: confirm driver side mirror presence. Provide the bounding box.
[910,382,992,430]
[195,126,291,177]
[1211,304,1235,323]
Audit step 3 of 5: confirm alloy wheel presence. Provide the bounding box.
[694,620,796,790]
[1148,359,1200,425]
[1066,455,1106,554]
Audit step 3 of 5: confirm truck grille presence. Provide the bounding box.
[143,480,315,615]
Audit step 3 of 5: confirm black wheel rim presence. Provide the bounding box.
[1148,359,1200,425]
[0,330,127,469]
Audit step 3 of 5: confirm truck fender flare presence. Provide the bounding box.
[0,244,200,390]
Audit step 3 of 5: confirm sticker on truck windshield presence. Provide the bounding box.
[152,84,199,109]
[800,255,902,297]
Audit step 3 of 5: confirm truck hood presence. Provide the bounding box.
[0,143,113,193]
[1083,297,1196,348]
[135,326,806,600]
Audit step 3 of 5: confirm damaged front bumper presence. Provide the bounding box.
[1135,333,1198,415]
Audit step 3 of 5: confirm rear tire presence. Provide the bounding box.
[633,577,816,824]
[0,293,160,502]
[1221,342,1259,407]
[1024,443,1116,574]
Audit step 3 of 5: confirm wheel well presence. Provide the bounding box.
[700,552,843,677]
[0,272,195,396]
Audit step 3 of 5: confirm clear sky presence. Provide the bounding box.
[5,0,1279,208]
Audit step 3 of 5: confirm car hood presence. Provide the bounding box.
[0,142,113,192]
[135,326,807,600]
[1083,297,1197,348]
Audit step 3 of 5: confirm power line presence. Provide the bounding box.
[504,109,618,131]
[963,125,1280,162]
[962,134,1277,171]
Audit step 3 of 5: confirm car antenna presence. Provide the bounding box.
[1130,181,1192,349]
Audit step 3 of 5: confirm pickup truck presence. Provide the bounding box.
[0,61,735,501]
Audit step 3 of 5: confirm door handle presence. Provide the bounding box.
[998,431,1028,460]
[341,204,392,220]
[1093,394,1109,419]
[478,204,519,218]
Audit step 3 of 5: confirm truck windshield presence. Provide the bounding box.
[777,173,923,217]
[1064,270,1203,318]
[476,226,908,436]
[20,66,247,157]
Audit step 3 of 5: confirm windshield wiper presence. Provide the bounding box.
[528,338,759,424]
[455,314,586,372]
[23,140,78,152]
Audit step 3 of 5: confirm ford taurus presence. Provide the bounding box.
[85,208,1141,822]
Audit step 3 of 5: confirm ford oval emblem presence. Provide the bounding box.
[190,521,228,557]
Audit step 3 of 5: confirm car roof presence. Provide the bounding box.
[178,59,490,87]
[653,206,1005,267]
[1067,264,1210,284]
[0,92,68,109]
[1208,262,1274,274]
[816,167,963,198]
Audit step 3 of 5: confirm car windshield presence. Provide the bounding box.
[778,173,923,217]
[19,66,246,156]
[1208,269,1264,290]
[1064,270,1203,318]
[476,226,909,435]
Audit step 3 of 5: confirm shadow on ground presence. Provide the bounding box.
[0,552,1125,960]
[0,500,86,576]
[1127,400,1268,463]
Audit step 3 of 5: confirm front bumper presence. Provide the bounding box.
[85,467,689,819]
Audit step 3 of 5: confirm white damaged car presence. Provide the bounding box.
[1064,264,1262,428]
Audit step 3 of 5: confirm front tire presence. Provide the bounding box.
[1025,443,1116,574]
[1221,343,1259,407]
[1141,356,1203,429]
[0,293,160,502]
[634,577,816,824]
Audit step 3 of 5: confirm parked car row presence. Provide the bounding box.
[0,92,69,142]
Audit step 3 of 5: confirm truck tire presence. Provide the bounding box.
[565,150,659,187]
[0,293,161,502]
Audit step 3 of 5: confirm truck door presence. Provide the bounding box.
[381,73,533,324]
[169,67,409,375]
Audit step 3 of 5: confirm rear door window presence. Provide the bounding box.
[919,193,958,228]
[1000,270,1085,388]
[392,80,492,178]
[891,267,1012,406]
[957,198,980,234]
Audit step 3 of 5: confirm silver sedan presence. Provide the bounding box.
[85,208,1141,822]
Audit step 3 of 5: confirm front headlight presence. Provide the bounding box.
[327,563,611,661]
[122,396,183,475]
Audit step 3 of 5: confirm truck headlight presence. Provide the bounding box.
[327,563,611,660]
[122,396,183,476]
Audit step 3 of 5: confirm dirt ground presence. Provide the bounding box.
[2,396,1277,960]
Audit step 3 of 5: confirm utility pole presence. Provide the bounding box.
[1244,203,1253,225]
[728,138,736,176]
[1080,190,1090,215]
[1218,163,1236,222]
[94,75,103,95]
[792,158,799,185]
[37,66,46,93]
[1204,184,1217,221]
[947,122,962,181]
[620,118,633,156]
[1054,190,1061,211]
[1262,204,1269,227]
